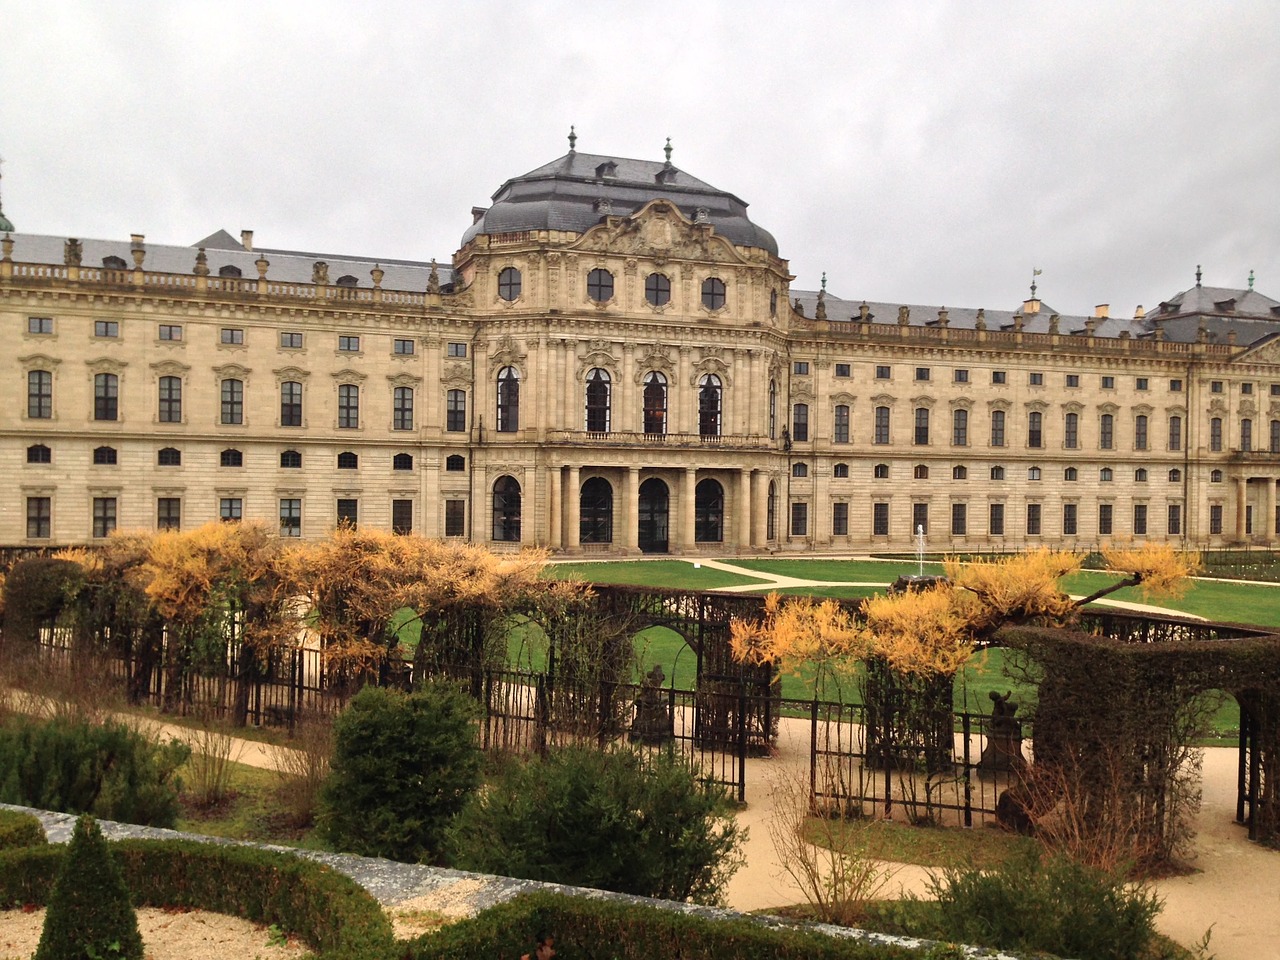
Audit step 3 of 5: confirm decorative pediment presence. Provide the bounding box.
[1061,401,1085,414]
[791,381,815,402]
[387,373,422,388]
[830,391,856,405]
[1208,397,1228,415]
[331,368,367,384]
[1269,400,1280,417]
[910,395,937,409]
[577,349,620,380]
[1239,398,1257,417]
[488,335,527,376]
[568,199,748,266]
[987,398,1011,411]
[633,344,676,384]
[1097,402,1120,415]
[1025,400,1049,413]
[86,357,127,375]
[949,397,974,410]
[19,353,61,371]
[871,393,897,406]
[213,363,251,379]
[442,360,473,386]
[1236,335,1280,365]
[150,360,191,376]
[1132,403,1154,416]
[272,366,310,381]
[691,355,732,387]
[1166,405,1187,417]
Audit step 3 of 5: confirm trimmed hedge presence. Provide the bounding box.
[0,840,394,959]
[0,808,46,849]
[405,892,932,960]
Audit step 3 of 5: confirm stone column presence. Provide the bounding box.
[565,465,581,552]
[680,467,697,553]
[752,470,768,548]
[548,466,562,550]
[1235,476,1249,540]
[736,468,752,550]
[624,466,640,553]
[1267,477,1278,541]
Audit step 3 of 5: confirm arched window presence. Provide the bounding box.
[768,380,777,439]
[157,376,182,423]
[1028,466,1042,481]
[338,384,359,428]
[1099,413,1115,450]
[218,264,242,278]
[28,370,52,419]
[94,373,118,421]
[280,449,301,468]
[585,368,611,433]
[26,444,51,464]
[792,463,808,478]
[492,476,522,541]
[1169,468,1181,482]
[497,366,520,432]
[643,372,667,435]
[990,465,1005,480]
[1241,418,1253,452]
[952,465,967,480]
[497,267,521,301]
[1100,467,1114,482]
[914,464,929,479]
[1064,466,1078,481]
[337,451,358,469]
[695,478,724,542]
[1210,469,1223,483]
[580,477,613,544]
[445,454,465,471]
[1169,415,1183,451]
[874,463,889,479]
[158,447,181,466]
[834,404,850,443]
[833,463,849,478]
[914,408,930,445]
[766,481,777,540]
[221,378,244,425]
[990,409,1006,446]
[873,406,890,444]
[952,409,968,446]
[393,386,414,431]
[586,268,614,303]
[1210,417,1223,451]
[1134,414,1149,451]
[220,448,243,467]
[1134,468,1148,482]
[336,275,358,287]
[1027,411,1043,448]
[93,445,117,465]
[644,273,670,307]
[701,277,727,310]
[698,374,721,437]
[1271,420,1280,454]
[280,381,302,427]
[1064,412,1079,449]
[446,389,466,432]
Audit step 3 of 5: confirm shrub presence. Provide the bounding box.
[35,814,144,960]
[448,745,743,905]
[0,808,47,849]
[181,707,246,808]
[271,715,333,827]
[319,681,482,862]
[0,716,190,827]
[924,848,1163,960]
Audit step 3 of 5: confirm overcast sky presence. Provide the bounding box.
[2,1,1276,318]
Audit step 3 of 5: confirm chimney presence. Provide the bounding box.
[1094,303,1109,319]
[240,230,254,251]
[1134,304,1145,319]
[1022,298,1041,314]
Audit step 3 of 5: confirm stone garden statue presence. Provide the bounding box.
[978,690,1026,774]
[629,664,672,745]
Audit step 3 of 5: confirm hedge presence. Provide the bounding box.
[0,809,46,850]
[0,840,394,959]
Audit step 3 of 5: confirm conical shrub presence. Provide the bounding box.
[34,814,144,960]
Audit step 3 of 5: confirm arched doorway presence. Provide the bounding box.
[695,478,724,543]
[638,477,669,554]
[580,476,613,543]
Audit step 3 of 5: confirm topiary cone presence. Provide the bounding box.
[34,814,144,960]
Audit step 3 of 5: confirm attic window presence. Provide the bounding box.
[102,255,127,269]
[336,275,358,288]
[1271,306,1280,318]
[1214,299,1236,312]
[1159,301,1177,313]
[595,161,617,179]
[218,265,242,278]
[471,206,488,224]
[654,167,678,185]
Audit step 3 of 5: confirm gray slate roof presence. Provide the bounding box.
[5,231,452,291]
[462,151,779,256]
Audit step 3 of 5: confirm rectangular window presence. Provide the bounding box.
[990,410,1006,447]
[991,370,1007,385]
[280,381,303,427]
[1066,374,1080,388]
[392,499,413,535]
[1210,380,1224,394]
[1241,382,1254,395]
[92,497,117,538]
[1027,412,1043,448]
[336,498,358,527]
[989,502,1005,536]
[1209,504,1223,535]
[1168,416,1182,451]
[834,363,851,378]
[26,497,51,539]
[279,498,302,538]
[219,497,243,522]
[1134,415,1149,451]
[793,361,809,375]
[158,376,182,423]
[220,327,244,345]
[280,331,302,348]
[790,502,808,537]
[914,408,929,445]
[911,502,929,536]
[1026,503,1042,536]
[1272,384,1280,397]
[915,367,931,382]
[220,379,244,425]
[1170,379,1183,392]
[1101,376,1115,389]
[338,335,360,352]
[1100,414,1114,450]
[1029,372,1043,386]
[446,389,467,432]
[1063,502,1078,536]
[951,502,967,536]
[1133,504,1148,536]
[28,370,52,419]
[447,342,468,358]
[1210,418,1223,452]
[95,320,120,338]
[338,384,359,429]
[94,373,118,421]
[156,498,181,531]
[1136,377,1149,391]
[792,404,809,442]
[158,324,183,341]
[953,369,969,384]
[875,365,891,380]
[393,386,414,431]
[873,406,890,444]
[394,338,415,355]
[832,502,849,536]
[1167,504,1182,536]
[28,316,53,334]
[444,499,466,537]
[1241,419,1253,452]
[1098,503,1113,536]
[833,405,850,444]
[872,502,889,536]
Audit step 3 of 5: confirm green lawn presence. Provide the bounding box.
[728,558,946,582]
[544,560,767,590]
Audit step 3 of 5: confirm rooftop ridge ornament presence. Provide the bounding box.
[820,271,827,292]
[663,137,673,164]
[1031,267,1042,299]
[1248,269,1255,290]
[568,125,577,153]
[1196,264,1202,287]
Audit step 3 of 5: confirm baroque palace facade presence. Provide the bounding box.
[3,143,1280,555]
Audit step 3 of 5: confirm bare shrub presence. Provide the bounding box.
[272,715,333,827]
[766,763,895,926]
[182,706,246,808]
[19,647,125,726]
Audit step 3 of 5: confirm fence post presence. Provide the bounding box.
[536,674,549,758]
[1237,708,1249,825]
[962,712,972,828]
[810,698,819,808]
[737,683,748,804]
[1247,711,1261,842]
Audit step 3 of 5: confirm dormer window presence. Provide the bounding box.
[595,161,617,179]
[102,255,127,269]
[218,265,242,278]
[655,167,678,185]
[471,206,488,224]
[1214,298,1236,312]
[336,275,358,288]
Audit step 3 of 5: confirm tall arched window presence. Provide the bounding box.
[585,368,611,433]
[990,409,1006,446]
[951,409,968,446]
[1027,411,1043,448]
[220,378,244,425]
[580,476,613,543]
[1134,414,1149,451]
[496,366,520,432]
[280,381,303,427]
[1099,413,1115,450]
[698,374,721,437]
[158,376,182,423]
[695,478,724,542]
[492,476,521,541]
[94,373,118,421]
[1064,412,1079,449]
[1241,418,1253,452]
[766,481,777,541]
[913,407,929,445]
[643,372,667,435]
[834,404,850,443]
[873,406,890,444]
[768,380,777,439]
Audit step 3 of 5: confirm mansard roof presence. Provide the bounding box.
[461,150,779,256]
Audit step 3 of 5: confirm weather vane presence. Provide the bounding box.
[567,125,577,152]
[1031,267,1042,299]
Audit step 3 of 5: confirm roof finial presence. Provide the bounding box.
[1248,269,1255,291]
[663,137,673,165]
[1031,267,1042,299]
[1195,264,1202,287]
[820,271,827,293]
[567,125,577,153]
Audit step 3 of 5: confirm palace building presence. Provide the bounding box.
[3,141,1279,555]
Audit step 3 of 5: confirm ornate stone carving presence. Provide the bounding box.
[330,367,367,384]
[569,200,748,266]
[488,334,527,376]
[690,355,732,387]
[272,366,310,382]
[64,238,83,267]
